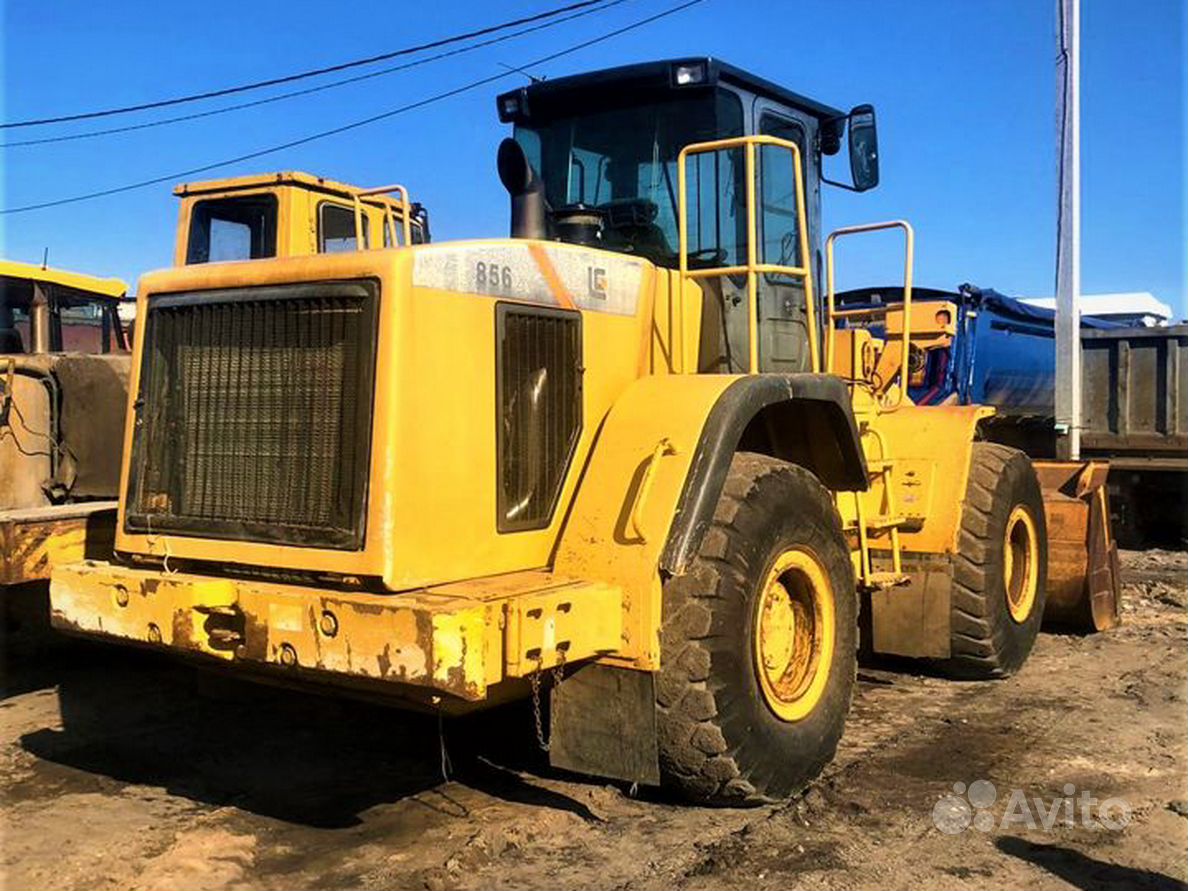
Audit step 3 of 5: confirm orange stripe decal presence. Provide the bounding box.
[527,244,576,309]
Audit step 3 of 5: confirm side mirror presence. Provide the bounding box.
[848,104,879,192]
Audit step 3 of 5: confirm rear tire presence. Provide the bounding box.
[941,443,1047,679]
[656,453,857,804]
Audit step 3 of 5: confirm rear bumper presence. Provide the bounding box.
[50,561,622,702]
[1,502,116,586]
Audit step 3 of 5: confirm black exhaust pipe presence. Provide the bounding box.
[497,138,549,240]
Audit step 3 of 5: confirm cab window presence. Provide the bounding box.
[758,114,807,274]
[515,89,744,268]
[319,202,367,253]
[186,195,278,264]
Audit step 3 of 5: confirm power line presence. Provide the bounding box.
[1,0,629,149]
[1,0,704,215]
[1,0,605,130]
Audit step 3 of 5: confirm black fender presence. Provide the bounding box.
[660,373,867,575]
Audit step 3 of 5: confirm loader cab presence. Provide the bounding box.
[497,58,878,374]
[174,172,430,267]
[0,261,128,355]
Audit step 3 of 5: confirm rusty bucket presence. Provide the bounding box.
[1033,461,1122,632]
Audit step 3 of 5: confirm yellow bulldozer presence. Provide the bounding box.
[2,174,426,593]
[49,58,1118,804]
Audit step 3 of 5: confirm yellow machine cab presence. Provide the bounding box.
[174,171,430,267]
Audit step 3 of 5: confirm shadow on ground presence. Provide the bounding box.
[1,583,97,698]
[18,644,597,828]
[997,837,1188,891]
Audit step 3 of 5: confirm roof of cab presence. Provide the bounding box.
[497,57,848,147]
[0,259,127,299]
[173,171,406,205]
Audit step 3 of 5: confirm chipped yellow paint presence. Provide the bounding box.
[50,560,622,702]
[0,504,116,586]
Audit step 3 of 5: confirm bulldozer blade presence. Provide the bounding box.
[1033,461,1122,632]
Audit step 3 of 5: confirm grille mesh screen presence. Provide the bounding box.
[127,281,376,549]
[497,305,582,532]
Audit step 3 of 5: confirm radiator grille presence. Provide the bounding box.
[496,304,582,532]
[126,281,378,549]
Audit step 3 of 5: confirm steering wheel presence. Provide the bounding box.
[685,247,728,267]
[599,197,659,229]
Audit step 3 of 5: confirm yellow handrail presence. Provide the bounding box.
[628,438,677,542]
[824,220,915,408]
[351,183,413,249]
[676,135,818,375]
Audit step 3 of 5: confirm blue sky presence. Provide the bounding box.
[2,0,1185,316]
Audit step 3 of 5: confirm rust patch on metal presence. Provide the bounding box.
[171,607,193,647]
[240,608,271,661]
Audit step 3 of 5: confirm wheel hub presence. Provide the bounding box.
[1004,506,1039,623]
[754,549,835,722]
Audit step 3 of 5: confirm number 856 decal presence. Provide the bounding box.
[474,261,512,293]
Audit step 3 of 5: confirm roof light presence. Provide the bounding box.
[500,95,520,118]
[673,62,707,86]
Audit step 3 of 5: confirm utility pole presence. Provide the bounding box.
[1055,0,1081,459]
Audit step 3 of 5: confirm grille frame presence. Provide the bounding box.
[495,302,583,533]
[124,279,380,550]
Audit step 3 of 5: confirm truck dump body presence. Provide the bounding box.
[1080,324,1187,468]
[1081,324,1187,547]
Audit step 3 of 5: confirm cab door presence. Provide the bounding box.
[754,106,815,372]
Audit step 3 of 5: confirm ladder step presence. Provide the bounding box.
[865,572,910,590]
[844,517,905,532]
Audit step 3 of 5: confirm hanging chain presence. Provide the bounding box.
[529,647,567,752]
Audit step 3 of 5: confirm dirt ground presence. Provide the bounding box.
[2,549,1185,891]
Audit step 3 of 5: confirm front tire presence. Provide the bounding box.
[656,453,857,804]
[941,443,1047,678]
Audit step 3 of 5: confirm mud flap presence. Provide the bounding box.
[549,663,660,786]
[867,556,953,659]
[1034,461,1122,632]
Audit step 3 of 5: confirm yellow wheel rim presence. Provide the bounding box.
[753,548,835,722]
[1003,506,1039,623]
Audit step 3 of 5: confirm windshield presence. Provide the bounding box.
[514,89,743,267]
[186,194,278,264]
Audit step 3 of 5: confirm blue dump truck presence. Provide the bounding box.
[836,284,1187,550]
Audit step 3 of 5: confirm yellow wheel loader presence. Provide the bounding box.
[2,174,426,594]
[50,58,1111,804]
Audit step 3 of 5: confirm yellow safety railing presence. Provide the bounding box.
[824,220,915,408]
[676,135,819,375]
[352,184,413,250]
